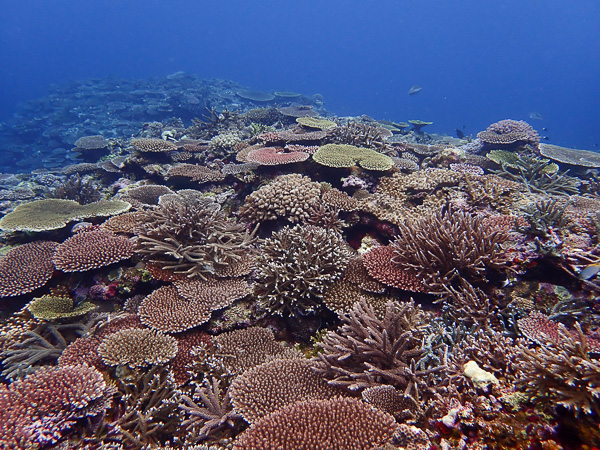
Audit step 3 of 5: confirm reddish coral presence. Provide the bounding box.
[245,147,309,165]
[362,246,425,292]
[53,229,134,272]
[0,241,58,297]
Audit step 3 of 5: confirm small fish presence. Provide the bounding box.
[529,111,543,120]
[455,128,465,139]
[578,263,600,280]
[542,136,550,140]
[542,127,548,131]
[408,85,422,95]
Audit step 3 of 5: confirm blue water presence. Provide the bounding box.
[1,0,599,151]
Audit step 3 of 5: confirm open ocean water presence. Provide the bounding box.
[0,1,600,449]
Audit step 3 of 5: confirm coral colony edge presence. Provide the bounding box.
[0,74,599,449]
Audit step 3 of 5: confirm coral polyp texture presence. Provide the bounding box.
[0,198,131,231]
[255,224,352,316]
[0,241,58,297]
[53,229,135,272]
[97,328,178,367]
[1,75,598,448]
[232,397,398,450]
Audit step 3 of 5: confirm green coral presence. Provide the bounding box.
[27,295,96,320]
[0,198,131,232]
[296,116,337,130]
[312,144,394,171]
[488,153,580,195]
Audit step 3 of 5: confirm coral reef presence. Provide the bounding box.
[0,77,598,448]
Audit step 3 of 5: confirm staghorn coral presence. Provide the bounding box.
[229,358,340,424]
[328,121,390,150]
[489,152,580,195]
[255,225,352,316]
[53,229,134,272]
[232,397,397,450]
[49,173,103,204]
[135,200,257,279]
[1,322,87,380]
[312,143,394,171]
[108,365,181,447]
[97,328,178,368]
[0,198,131,231]
[239,173,321,224]
[0,241,58,297]
[390,207,509,295]
[0,364,113,448]
[26,295,96,320]
[519,323,600,417]
[180,377,244,443]
[313,299,443,400]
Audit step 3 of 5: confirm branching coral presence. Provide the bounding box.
[488,152,580,195]
[313,299,445,409]
[391,207,509,295]
[135,200,258,279]
[255,225,352,316]
[106,366,181,447]
[179,377,244,443]
[519,323,600,417]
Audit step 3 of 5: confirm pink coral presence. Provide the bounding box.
[245,147,310,165]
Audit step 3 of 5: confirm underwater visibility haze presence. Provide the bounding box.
[0,0,600,448]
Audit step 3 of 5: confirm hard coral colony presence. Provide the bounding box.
[0,76,599,449]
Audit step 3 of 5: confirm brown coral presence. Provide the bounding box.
[239,173,321,224]
[391,207,509,294]
[229,358,340,424]
[131,138,178,152]
[232,397,397,450]
[53,229,134,272]
[166,164,226,183]
[362,246,425,292]
[0,241,58,297]
[97,328,178,367]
